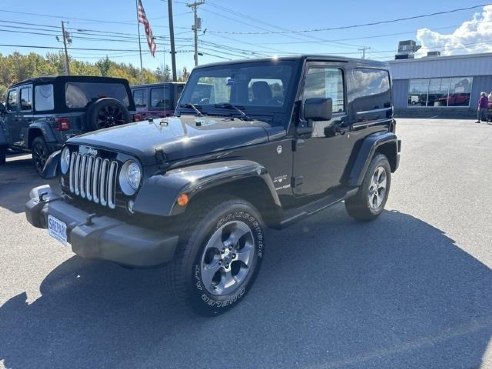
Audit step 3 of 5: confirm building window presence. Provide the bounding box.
[408,77,472,107]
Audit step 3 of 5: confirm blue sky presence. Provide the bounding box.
[1,1,491,75]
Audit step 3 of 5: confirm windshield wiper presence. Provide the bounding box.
[214,103,252,121]
[179,103,204,117]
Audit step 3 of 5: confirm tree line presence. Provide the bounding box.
[0,52,190,100]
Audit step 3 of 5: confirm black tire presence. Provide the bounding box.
[0,148,6,165]
[345,153,391,221]
[31,137,51,177]
[87,98,130,131]
[168,198,265,316]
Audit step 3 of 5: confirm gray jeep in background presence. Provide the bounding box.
[0,75,136,175]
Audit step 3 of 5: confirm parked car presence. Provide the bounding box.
[131,82,184,120]
[26,55,400,316]
[0,75,136,175]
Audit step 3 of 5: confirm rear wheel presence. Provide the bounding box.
[167,198,265,316]
[32,137,51,177]
[345,154,391,221]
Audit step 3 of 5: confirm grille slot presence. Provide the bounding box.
[68,152,118,209]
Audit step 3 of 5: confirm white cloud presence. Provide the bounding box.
[415,5,492,57]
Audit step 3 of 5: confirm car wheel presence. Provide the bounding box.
[345,153,391,221]
[87,98,130,131]
[32,137,51,177]
[168,198,265,316]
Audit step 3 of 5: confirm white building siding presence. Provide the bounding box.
[389,53,492,79]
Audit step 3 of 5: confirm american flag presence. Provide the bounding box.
[137,0,157,57]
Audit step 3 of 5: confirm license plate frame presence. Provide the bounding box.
[47,215,67,246]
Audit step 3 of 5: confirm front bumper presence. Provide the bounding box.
[25,185,179,268]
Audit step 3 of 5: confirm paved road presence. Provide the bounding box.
[0,119,491,369]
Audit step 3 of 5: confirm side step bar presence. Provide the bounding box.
[277,187,358,229]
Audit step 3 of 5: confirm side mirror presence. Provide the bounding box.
[0,103,5,114]
[304,97,332,121]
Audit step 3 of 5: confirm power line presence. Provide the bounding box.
[0,43,142,52]
[0,9,135,26]
[204,0,363,49]
[206,4,489,35]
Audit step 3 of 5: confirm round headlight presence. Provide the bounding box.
[119,160,142,196]
[60,146,71,174]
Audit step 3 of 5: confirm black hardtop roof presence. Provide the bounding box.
[10,75,130,88]
[131,81,185,88]
[194,55,389,70]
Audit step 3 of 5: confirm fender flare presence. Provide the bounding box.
[133,160,281,217]
[27,121,57,148]
[347,131,400,187]
[41,150,61,178]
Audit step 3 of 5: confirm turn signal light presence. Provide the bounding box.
[177,193,189,207]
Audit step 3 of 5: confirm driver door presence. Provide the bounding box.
[292,63,355,196]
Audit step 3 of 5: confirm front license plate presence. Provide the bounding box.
[48,215,67,246]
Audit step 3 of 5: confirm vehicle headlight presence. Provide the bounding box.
[60,146,71,174]
[119,160,142,196]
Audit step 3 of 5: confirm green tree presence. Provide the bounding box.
[179,66,190,82]
[96,56,112,76]
[0,51,185,87]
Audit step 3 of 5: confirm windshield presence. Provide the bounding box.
[179,61,297,119]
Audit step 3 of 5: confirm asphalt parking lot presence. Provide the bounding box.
[0,118,491,369]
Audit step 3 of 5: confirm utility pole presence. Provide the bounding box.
[61,21,71,75]
[358,46,370,59]
[168,0,178,81]
[187,0,204,67]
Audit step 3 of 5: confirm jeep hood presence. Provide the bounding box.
[68,115,285,164]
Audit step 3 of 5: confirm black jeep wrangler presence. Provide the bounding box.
[25,56,401,316]
[0,75,135,175]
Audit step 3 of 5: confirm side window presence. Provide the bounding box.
[65,83,88,108]
[35,84,55,111]
[133,89,147,108]
[7,89,18,111]
[304,67,345,112]
[351,68,391,111]
[20,86,33,111]
[352,68,390,98]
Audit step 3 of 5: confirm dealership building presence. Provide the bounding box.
[388,51,492,118]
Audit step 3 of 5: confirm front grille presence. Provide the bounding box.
[68,152,119,209]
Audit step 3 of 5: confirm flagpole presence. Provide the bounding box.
[136,0,144,82]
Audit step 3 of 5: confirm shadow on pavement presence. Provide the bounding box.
[0,207,491,369]
[0,155,58,214]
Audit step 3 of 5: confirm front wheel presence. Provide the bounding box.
[345,154,391,221]
[167,199,265,316]
[31,137,51,177]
